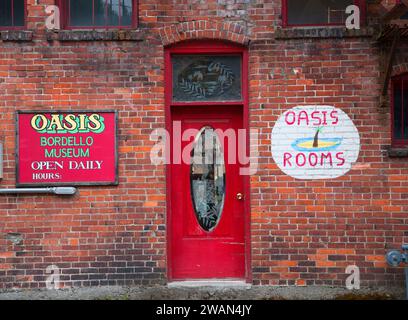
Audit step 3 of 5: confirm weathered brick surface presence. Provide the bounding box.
[0,0,407,289]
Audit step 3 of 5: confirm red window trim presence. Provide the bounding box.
[57,0,138,30]
[391,73,408,147]
[0,0,27,31]
[282,0,366,28]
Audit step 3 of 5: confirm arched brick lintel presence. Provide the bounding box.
[392,63,408,78]
[159,20,250,47]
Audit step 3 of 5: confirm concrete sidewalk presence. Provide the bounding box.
[0,285,404,300]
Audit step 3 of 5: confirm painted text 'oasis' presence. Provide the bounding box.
[30,114,105,134]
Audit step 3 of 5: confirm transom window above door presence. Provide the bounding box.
[172,55,242,102]
[61,0,137,29]
[282,0,364,27]
[0,0,25,29]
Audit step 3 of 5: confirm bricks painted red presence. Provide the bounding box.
[0,0,407,289]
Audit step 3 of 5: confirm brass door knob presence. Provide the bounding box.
[236,193,244,200]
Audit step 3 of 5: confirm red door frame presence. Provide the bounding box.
[164,40,251,282]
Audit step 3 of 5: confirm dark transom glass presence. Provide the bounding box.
[172,55,242,102]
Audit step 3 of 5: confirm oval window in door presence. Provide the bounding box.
[190,126,226,232]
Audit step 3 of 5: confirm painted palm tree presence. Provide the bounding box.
[313,127,323,148]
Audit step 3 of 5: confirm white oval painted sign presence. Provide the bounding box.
[271,106,360,180]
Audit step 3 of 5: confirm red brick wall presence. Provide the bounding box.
[0,0,407,289]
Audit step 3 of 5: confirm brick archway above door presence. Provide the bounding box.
[159,20,250,46]
[392,63,408,78]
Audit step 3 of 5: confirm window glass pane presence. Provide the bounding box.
[287,0,354,25]
[69,0,133,27]
[94,0,106,26]
[394,81,403,140]
[70,0,93,26]
[0,0,12,27]
[404,80,408,140]
[107,0,120,25]
[191,126,225,232]
[172,55,242,102]
[121,0,132,26]
[13,0,25,26]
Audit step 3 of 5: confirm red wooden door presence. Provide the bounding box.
[170,106,245,280]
